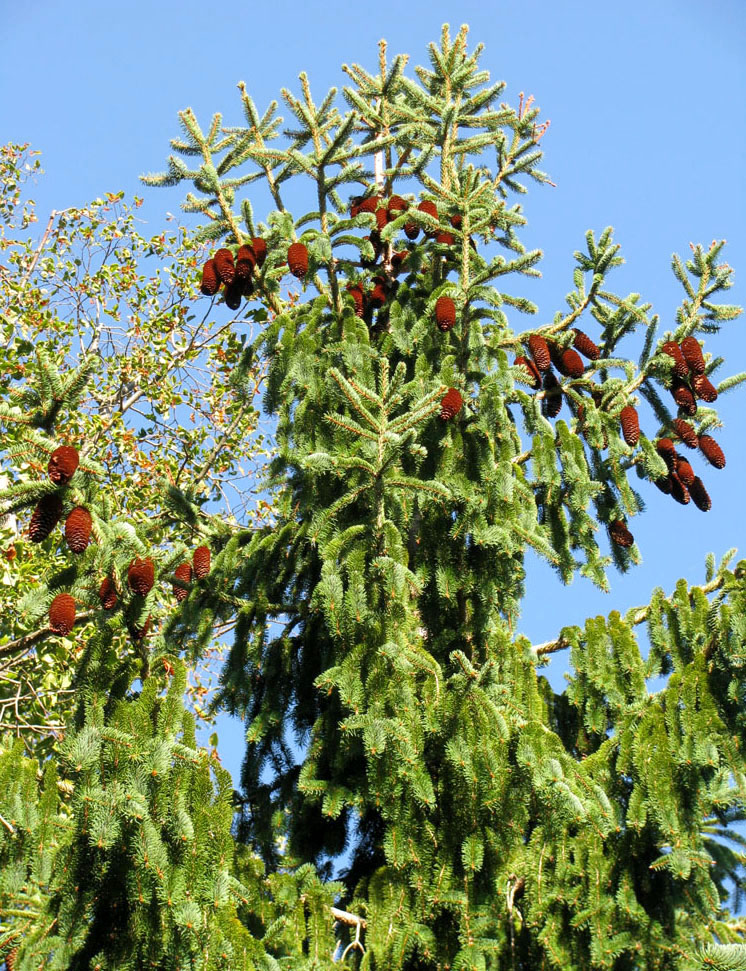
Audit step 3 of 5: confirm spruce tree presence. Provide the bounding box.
[3,23,746,971]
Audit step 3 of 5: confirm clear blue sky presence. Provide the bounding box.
[2,0,745,784]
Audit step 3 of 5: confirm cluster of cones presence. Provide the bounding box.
[28,446,92,555]
[515,330,599,419]
[662,337,718,413]
[653,424,724,511]
[200,239,267,309]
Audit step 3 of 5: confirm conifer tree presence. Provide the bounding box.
[3,24,746,971]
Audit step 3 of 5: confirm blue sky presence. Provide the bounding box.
[2,0,745,785]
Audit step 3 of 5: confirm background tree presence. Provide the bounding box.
[2,24,746,971]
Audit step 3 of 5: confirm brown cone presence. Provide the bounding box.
[669,474,690,505]
[49,593,76,635]
[435,296,456,331]
[661,341,689,378]
[48,446,79,485]
[528,334,551,372]
[439,388,464,421]
[692,373,718,402]
[251,237,267,267]
[689,476,711,511]
[387,195,408,216]
[572,328,600,360]
[698,434,725,469]
[542,371,563,418]
[224,282,243,311]
[128,557,155,596]
[672,418,698,449]
[98,576,118,610]
[193,545,211,579]
[404,222,420,240]
[173,562,192,602]
[675,458,695,487]
[656,437,678,471]
[435,231,455,245]
[200,259,220,296]
[609,520,634,548]
[680,336,705,374]
[65,507,92,553]
[287,243,308,279]
[29,493,63,542]
[213,249,236,285]
[557,348,585,378]
[671,379,697,416]
[654,476,673,495]
[514,355,542,390]
[346,284,364,317]
[619,406,640,446]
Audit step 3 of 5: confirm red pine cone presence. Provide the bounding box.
[128,556,155,596]
[572,329,600,360]
[251,237,267,267]
[542,371,563,418]
[609,520,634,548]
[387,195,407,216]
[669,473,690,505]
[661,341,689,378]
[418,200,439,235]
[619,406,640,446]
[375,206,389,230]
[450,213,463,229]
[99,576,117,610]
[656,437,678,471]
[654,476,673,495]
[528,334,551,372]
[673,418,698,449]
[698,434,725,469]
[435,231,455,245]
[346,284,364,317]
[435,295,456,331]
[213,249,236,285]
[287,242,309,279]
[670,379,697,416]
[689,476,712,512]
[235,244,256,279]
[173,562,192,602]
[65,506,92,554]
[48,446,79,485]
[557,348,585,379]
[692,373,718,402]
[404,221,420,240]
[369,283,387,309]
[675,458,695,487]
[28,493,63,542]
[358,196,380,215]
[514,355,542,390]
[193,545,211,578]
[439,388,464,421]
[224,282,243,311]
[49,593,76,635]
[680,336,705,374]
[200,259,221,296]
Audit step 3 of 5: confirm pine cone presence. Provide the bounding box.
[128,557,155,596]
[528,334,551,372]
[654,476,673,495]
[346,284,364,317]
[572,328,600,360]
[669,473,690,505]
[435,231,455,245]
[65,506,92,554]
[49,593,76,635]
[224,282,243,311]
[661,341,689,378]
[680,336,705,374]
[439,388,464,421]
[387,195,408,217]
[656,437,678,471]
[418,200,439,235]
[542,371,563,418]
[48,445,79,485]
[556,348,585,379]
[675,458,695,487]
[391,250,409,275]
[375,206,389,231]
[369,281,387,309]
[670,378,697,416]
[251,237,267,267]
[689,476,711,511]
[235,244,256,279]
[435,295,456,331]
[404,221,420,240]
[619,406,640,446]
[213,248,236,285]
[698,434,725,469]
[357,196,380,215]
[200,259,220,296]
[673,418,698,449]
[98,576,118,610]
[193,545,211,579]
[173,562,192,602]
[450,213,463,229]
[287,242,308,279]
[28,493,63,542]
[609,520,634,548]
[692,373,718,402]
[514,355,542,390]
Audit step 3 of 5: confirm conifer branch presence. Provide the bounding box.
[0,612,95,659]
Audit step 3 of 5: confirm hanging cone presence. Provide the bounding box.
[675,458,695,487]
[48,445,79,485]
[193,545,211,578]
[514,355,542,390]
[404,221,420,240]
[239,275,255,298]
[689,476,711,512]
[698,434,725,469]
[65,506,92,554]
[572,328,600,360]
[439,388,464,421]
[542,371,563,418]
[692,373,718,402]
[251,237,267,267]
[435,295,456,331]
[213,249,236,285]
[450,213,463,229]
[680,336,705,374]
[49,593,76,635]
[358,196,380,215]
[418,200,439,236]
[609,520,634,548]
[346,284,364,317]
[654,476,673,495]
[369,282,387,309]
[28,493,64,542]
[672,418,698,449]
[99,576,118,610]
[656,437,678,471]
[435,231,455,245]
[619,406,640,446]
[375,206,389,230]
[669,473,690,505]
[224,281,243,311]
[661,341,689,378]
[200,259,220,295]
[670,379,697,416]
[557,348,585,378]
[287,242,309,279]
[387,195,407,217]
[173,562,192,602]
[235,244,256,279]
[128,556,155,596]
[528,334,551,371]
